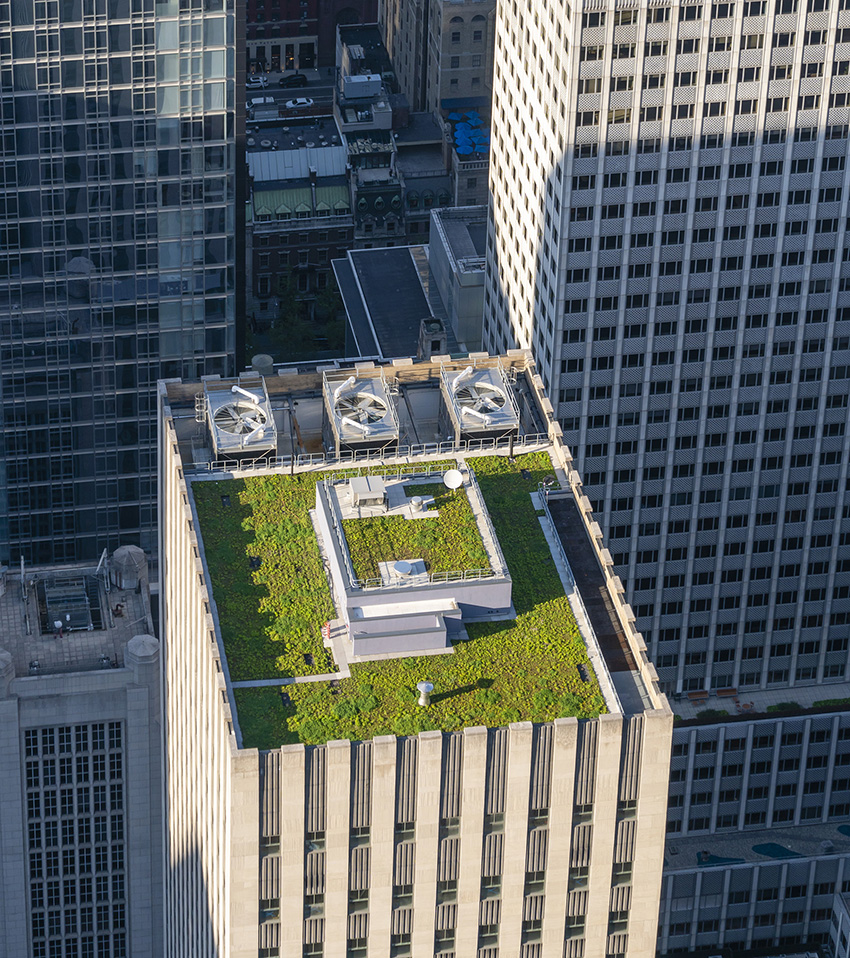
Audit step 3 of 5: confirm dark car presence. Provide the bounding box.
[279,72,308,88]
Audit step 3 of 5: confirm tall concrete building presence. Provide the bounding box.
[158,356,672,958]
[0,551,162,958]
[484,0,850,699]
[380,0,495,112]
[0,0,241,565]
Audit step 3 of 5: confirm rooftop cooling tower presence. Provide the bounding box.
[205,377,278,460]
[440,362,520,443]
[323,371,399,456]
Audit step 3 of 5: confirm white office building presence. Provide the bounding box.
[484,0,850,699]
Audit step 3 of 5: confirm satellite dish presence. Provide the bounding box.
[443,469,463,490]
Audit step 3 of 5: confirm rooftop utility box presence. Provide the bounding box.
[322,370,399,456]
[349,476,387,508]
[343,73,382,99]
[205,375,277,460]
[439,360,520,445]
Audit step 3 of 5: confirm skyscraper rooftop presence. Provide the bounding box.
[158,354,672,958]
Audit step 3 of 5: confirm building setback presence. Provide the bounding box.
[158,355,672,958]
[0,0,240,564]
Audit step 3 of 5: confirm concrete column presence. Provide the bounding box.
[279,744,306,958]
[325,739,352,958]
[499,722,534,956]
[542,718,579,957]
[628,710,674,958]
[369,736,397,958]
[0,698,27,957]
[125,685,155,958]
[455,727,488,957]
[230,748,261,958]
[0,648,14,697]
[583,714,623,958]
[412,730,443,957]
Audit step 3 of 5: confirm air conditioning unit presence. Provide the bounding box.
[323,371,399,456]
[205,376,277,460]
[439,361,520,443]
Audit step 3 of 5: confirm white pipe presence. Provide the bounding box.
[452,365,473,391]
[231,384,261,404]
[333,375,357,404]
[341,415,372,435]
[244,423,266,442]
[461,406,492,425]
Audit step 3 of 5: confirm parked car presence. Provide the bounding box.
[284,97,314,110]
[279,72,308,88]
[246,75,268,89]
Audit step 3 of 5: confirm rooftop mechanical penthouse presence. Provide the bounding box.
[158,353,672,958]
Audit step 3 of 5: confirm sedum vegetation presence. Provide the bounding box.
[194,453,606,749]
[342,482,490,581]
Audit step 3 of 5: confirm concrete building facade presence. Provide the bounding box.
[380,0,495,113]
[483,0,850,700]
[158,356,672,958]
[0,557,162,958]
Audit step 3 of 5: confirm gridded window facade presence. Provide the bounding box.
[25,723,126,958]
[485,0,850,695]
[0,0,238,564]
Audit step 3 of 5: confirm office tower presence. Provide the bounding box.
[484,0,850,697]
[0,0,241,565]
[380,0,495,113]
[0,551,161,958]
[659,706,850,953]
[158,357,672,958]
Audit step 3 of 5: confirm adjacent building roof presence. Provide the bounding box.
[250,182,351,220]
[334,246,459,360]
[247,145,347,182]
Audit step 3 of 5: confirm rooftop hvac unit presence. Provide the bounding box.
[440,362,520,443]
[205,376,278,460]
[323,371,399,455]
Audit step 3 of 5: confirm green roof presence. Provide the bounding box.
[192,452,605,748]
[316,183,350,211]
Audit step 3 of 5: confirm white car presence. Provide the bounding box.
[284,97,314,110]
[246,75,268,89]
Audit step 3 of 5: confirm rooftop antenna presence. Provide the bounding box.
[416,680,434,707]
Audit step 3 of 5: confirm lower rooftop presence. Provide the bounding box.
[0,557,152,677]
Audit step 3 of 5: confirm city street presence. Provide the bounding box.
[249,68,335,114]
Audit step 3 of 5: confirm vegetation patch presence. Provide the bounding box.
[813,697,850,709]
[342,483,489,581]
[192,474,336,681]
[204,452,606,747]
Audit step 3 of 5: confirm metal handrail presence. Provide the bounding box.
[353,566,501,591]
[187,433,552,475]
